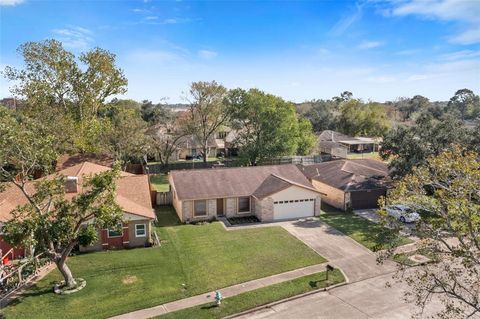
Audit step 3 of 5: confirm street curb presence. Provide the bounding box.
[224,280,349,319]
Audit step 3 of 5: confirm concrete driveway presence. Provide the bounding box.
[281,219,396,283]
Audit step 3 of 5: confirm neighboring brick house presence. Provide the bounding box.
[169,165,324,223]
[0,162,155,259]
[298,159,390,210]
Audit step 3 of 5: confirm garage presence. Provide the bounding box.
[350,189,386,209]
[273,198,315,220]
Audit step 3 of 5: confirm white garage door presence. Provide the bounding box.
[273,198,315,220]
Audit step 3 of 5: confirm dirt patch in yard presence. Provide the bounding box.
[122,275,138,285]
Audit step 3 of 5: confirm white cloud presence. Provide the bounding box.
[366,75,396,83]
[330,2,364,36]
[163,18,178,24]
[439,50,480,61]
[0,0,24,6]
[316,48,330,55]
[197,50,217,59]
[52,26,93,50]
[395,49,422,56]
[145,16,158,20]
[357,41,382,49]
[390,0,480,44]
[406,74,428,82]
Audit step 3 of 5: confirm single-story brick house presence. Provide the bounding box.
[0,162,155,258]
[169,165,324,222]
[297,159,390,211]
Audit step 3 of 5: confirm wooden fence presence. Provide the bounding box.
[147,155,332,174]
[155,192,172,205]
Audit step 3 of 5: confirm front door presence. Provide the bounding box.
[216,198,224,216]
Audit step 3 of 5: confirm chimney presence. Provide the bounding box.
[65,176,78,193]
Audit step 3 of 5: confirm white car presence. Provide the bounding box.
[385,205,420,223]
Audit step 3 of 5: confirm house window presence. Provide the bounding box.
[194,200,207,216]
[135,224,146,237]
[108,223,123,238]
[238,197,250,213]
[217,131,227,139]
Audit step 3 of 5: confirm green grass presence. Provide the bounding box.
[150,174,170,192]
[346,152,381,160]
[3,207,325,319]
[320,204,413,251]
[157,269,345,319]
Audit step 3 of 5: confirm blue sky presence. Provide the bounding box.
[1,0,479,103]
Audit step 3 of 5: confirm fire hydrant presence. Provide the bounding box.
[215,291,222,306]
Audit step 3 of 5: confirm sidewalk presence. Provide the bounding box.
[109,262,329,319]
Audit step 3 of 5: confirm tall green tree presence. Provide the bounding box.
[336,99,390,137]
[101,103,150,167]
[399,95,430,121]
[0,106,123,289]
[300,99,337,133]
[379,147,480,318]
[226,88,309,165]
[295,118,316,155]
[380,113,470,177]
[3,39,128,153]
[140,100,173,125]
[186,81,229,163]
[447,88,480,120]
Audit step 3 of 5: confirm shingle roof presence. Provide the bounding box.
[0,162,154,222]
[298,159,389,191]
[170,164,320,201]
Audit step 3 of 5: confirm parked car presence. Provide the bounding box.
[385,205,420,223]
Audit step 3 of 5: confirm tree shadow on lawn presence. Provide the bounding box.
[6,281,56,307]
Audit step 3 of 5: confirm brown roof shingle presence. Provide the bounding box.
[170,164,319,201]
[298,159,389,191]
[0,162,154,222]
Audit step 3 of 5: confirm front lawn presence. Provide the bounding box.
[157,269,345,319]
[320,204,412,251]
[3,207,325,319]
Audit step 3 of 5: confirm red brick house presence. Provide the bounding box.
[0,162,155,260]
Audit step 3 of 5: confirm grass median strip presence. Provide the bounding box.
[156,269,345,319]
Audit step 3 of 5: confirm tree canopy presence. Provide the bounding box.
[379,147,480,318]
[226,88,314,165]
[0,106,123,289]
[380,113,471,177]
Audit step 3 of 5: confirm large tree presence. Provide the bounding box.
[300,99,337,133]
[3,39,128,153]
[379,147,480,318]
[101,102,150,167]
[380,113,470,177]
[400,95,430,121]
[186,81,229,163]
[147,112,190,167]
[226,88,311,165]
[0,107,123,289]
[336,99,390,137]
[447,88,480,120]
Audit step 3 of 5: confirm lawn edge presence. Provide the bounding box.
[224,279,348,319]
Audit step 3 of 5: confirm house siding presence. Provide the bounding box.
[311,179,346,210]
[79,220,151,252]
[257,197,274,222]
[170,175,184,222]
[128,220,151,247]
[225,198,237,217]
